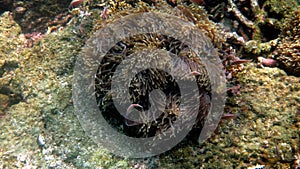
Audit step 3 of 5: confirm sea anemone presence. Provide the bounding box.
[91,2,225,139]
[95,33,212,138]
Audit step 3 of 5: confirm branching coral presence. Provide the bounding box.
[201,0,299,75]
[203,0,297,54]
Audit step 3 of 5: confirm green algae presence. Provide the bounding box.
[0,12,23,116]
[234,64,299,167]
[0,10,90,168]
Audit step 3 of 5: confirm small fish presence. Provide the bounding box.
[222,113,239,120]
[69,0,83,8]
[125,104,143,126]
[258,57,278,68]
[190,0,204,5]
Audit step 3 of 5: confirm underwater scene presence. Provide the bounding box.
[0,0,299,168]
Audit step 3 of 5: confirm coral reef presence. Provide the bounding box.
[202,0,300,76]
[0,11,89,168]
[0,12,23,115]
[159,64,300,168]
[0,0,299,168]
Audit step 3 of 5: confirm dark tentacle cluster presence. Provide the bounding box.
[95,33,211,138]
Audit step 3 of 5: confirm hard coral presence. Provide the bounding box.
[272,9,300,76]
